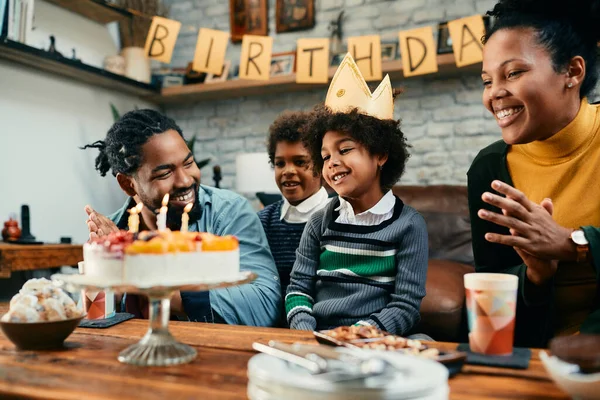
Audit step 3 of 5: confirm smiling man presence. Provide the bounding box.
[82,109,281,327]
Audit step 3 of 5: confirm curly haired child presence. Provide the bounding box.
[285,54,429,335]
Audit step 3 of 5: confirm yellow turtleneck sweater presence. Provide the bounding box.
[507,99,600,336]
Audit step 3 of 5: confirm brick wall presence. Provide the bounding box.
[162,0,600,191]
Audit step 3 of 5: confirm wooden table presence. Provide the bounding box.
[0,243,83,278]
[0,313,568,399]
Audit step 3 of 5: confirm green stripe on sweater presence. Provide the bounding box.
[319,249,396,277]
[285,294,314,314]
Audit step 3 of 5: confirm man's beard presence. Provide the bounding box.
[138,184,202,231]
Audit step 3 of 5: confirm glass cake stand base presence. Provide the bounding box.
[117,295,197,366]
[51,271,257,367]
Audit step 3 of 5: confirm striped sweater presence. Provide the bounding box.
[285,196,428,335]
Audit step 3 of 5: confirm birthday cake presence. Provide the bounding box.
[82,230,240,288]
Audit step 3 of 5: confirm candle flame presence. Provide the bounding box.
[128,206,137,215]
[136,202,144,212]
[183,203,193,213]
[161,193,169,206]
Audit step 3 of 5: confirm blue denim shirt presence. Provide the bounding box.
[109,185,281,327]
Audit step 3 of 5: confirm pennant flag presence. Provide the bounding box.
[296,38,330,84]
[239,35,273,81]
[347,35,382,81]
[399,26,438,77]
[144,16,181,64]
[447,15,485,67]
[193,28,229,75]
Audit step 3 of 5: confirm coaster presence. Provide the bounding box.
[78,313,135,328]
[457,343,531,369]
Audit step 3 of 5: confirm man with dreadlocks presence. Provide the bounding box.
[82,109,281,326]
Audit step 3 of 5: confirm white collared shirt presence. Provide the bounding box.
[335,190,395,226]
[280,187,330,223]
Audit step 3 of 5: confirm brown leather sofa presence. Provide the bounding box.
[392,185,475,342]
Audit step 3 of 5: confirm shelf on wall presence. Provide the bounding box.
[44,0,132,24]
[0,39,160,99]
[0,41,479,105]
[152,53,480,105]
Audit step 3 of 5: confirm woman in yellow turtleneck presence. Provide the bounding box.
[467,0,600,348]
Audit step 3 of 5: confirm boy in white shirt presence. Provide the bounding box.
[258,111,330,318]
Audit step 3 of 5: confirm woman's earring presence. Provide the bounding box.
[567,82,573,88]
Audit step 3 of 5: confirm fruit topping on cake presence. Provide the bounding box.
[88,230,135,257]
[125,231,238,254]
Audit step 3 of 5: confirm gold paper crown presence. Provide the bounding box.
[325,53,394,120]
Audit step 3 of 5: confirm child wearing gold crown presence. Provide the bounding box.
[284,54,429,336]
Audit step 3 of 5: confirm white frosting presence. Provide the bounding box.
[124,250,240,287]
[83,244,125,284]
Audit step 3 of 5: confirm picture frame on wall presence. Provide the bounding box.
[436,22,453,54]
[270,52,296,76]
[381,41,398,61]
[229,0,268,43]
[205,60,231,83]
[275,0,315,33]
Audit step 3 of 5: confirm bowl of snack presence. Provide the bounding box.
[314,325,467,376]
[0,278,84,350]
[539,335,600,400]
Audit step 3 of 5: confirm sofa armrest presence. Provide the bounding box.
[413,259,475,342]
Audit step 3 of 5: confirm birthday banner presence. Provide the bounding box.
[142,14,486,83]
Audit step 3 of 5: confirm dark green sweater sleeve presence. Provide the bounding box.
[579,226,600,334]
[581,226,600,281]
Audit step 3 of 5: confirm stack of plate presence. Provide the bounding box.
[247,349,449,400]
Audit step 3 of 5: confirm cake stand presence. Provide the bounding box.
[51,271,257,367]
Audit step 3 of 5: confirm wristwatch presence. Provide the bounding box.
[570,229,590,263]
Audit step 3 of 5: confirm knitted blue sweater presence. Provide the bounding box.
[285,196,429,335]
[258,201,307,299]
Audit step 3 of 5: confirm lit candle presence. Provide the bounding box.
[157,194,169,231]
[129,203,144,233]
[181,203,193,232]
[127,206,139,233]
